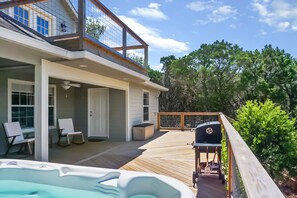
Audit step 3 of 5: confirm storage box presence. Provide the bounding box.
[133,123,154,141]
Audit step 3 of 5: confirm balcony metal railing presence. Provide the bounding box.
[0,0,148,67]
[158,112,284,198]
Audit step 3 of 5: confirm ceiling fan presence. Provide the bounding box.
[61,81,81,90]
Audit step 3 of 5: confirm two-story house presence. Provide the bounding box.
[0,0,167,161]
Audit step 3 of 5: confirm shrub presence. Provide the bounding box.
[233,100,297,179]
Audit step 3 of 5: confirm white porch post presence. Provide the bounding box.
[34,60,49,161]
[126,89,131,141]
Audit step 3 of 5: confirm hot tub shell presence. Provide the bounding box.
[0,159,193,198]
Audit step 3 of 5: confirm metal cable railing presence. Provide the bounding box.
[1,0,78,37]
[158,112,219,130]
[0,0,148,67]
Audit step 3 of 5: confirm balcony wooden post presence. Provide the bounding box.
[157,113,160,130]
[122,27,127,58]
[144,46,148,67]
[181,112,184,131]
[78,0,86,49]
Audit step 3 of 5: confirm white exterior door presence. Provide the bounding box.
[88,88,109,138]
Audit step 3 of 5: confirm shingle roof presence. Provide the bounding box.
[0,12,47,42]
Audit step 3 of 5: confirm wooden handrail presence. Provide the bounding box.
[158,112,220,116]
[220,114,284,198]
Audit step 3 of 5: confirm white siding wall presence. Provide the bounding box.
[128,83,159,141]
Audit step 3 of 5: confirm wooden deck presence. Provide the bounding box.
[36,131,227,197]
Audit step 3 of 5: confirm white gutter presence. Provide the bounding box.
[0,27,150,82]
[140,81,169,91]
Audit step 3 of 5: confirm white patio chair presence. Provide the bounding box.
[3,122,35,155]
[57,118,85,146]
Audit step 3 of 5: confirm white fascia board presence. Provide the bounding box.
[80,51,150,81]
[140,81,169,91]
[0,27,150,81]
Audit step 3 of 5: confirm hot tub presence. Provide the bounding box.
[0,159,193,198]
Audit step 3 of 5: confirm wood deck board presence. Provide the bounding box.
[47,130,226,197]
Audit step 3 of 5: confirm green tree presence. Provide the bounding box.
[144,65,162,85]
[168,40,243,114]
[233,100,297,178]
[158,55,179,111]
[261,45,297,114]
[86,18,106,40]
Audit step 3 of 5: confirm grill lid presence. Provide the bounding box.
[195,121,222,144]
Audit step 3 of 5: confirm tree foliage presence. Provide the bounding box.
[154,40,297,118]
[233,100,297,178]
[86,18,106,40]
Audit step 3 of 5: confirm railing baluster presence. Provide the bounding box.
[181,112,184,131]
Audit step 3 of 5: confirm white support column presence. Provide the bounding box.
[34,60,49,161]
[126,88,130,141]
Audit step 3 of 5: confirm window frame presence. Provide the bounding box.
[13,6,29,26]
[37,15,49,36]
[143,90,150,122]
[9,5,56,36]
[8,79,57,132]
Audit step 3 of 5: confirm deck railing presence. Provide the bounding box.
[0,0,148,67]
[158,112,284,198]
[158,112,219,131]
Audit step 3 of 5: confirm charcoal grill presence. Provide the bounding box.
[192,121,223,187]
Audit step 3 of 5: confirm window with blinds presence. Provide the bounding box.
[9,80,56,129]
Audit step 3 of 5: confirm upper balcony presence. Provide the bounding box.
[0,0,148,75]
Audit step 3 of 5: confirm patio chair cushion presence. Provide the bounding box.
[57,118,85,146]
[13,138,35,145]
[62,131,82,135]
[3,122,25,143]
[3,122,35,155]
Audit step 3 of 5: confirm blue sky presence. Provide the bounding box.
[100,0,297,70]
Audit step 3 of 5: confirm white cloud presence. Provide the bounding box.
[260,29,268,35]
[252,0,297,31]
[208,5,237,23]
[119,16,189,53]
[292,23,297,30]
[112,7,119,13]
[187,1,237,23]
[229,24,237,29]
[130,3,168,20]
[186,1,214,12]
[151,63,163,71]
